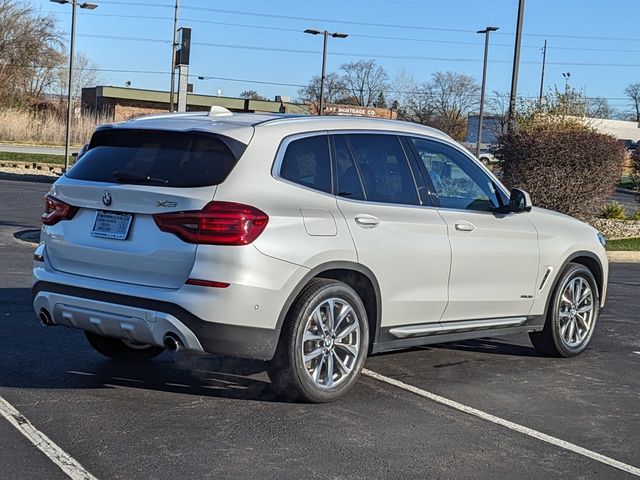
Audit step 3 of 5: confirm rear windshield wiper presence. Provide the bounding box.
[113,170,169,185]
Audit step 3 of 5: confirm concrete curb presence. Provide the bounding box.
[607,251,640,263]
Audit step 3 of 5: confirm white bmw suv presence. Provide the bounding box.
[33,109,608,402]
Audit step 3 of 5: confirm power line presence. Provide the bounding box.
[90,1,640,43]
[73,34,640,68]
[49,11,640,56]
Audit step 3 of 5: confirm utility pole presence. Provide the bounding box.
[538,39,547,105]
[476,26,499,158]
[169,0,179,112]
[507,0,526,132]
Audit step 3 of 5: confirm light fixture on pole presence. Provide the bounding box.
[304,29,348,115]
[476,26,499,158]
[50,0,98,173]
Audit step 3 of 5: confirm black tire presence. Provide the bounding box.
[85,331,164,361]
[267,278,369,403]
[529,262,599,357]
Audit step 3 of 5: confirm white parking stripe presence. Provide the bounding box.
[363,369,640,477]
[0,395,97,480]
[633,351,640,355]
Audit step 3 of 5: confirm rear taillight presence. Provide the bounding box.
[42,195,78,226]
[153,201,269,245]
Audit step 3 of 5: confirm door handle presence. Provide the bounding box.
[355,214,380,228]
[454,222,475,232]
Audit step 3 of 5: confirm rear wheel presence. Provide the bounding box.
[268,278,369,403]
[529,263,599,357]
[85,331,164,361]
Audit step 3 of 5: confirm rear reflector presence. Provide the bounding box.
[34,254,44,262]
[153,201,268,245]
[185,278,230,288]
[42,195,78,226]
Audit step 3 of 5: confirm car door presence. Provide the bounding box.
[407,136,539,322]
[332,132,451,330]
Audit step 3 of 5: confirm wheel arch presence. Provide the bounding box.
[543,250,604,318]
[276,261,382,351]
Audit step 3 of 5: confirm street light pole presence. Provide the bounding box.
[319,30,328,116]
[50,0,98,173]
[507,0,526,132]
[304,29,348,115]
[476,26,499,158]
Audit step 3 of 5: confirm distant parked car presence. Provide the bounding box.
[33,109,608,402]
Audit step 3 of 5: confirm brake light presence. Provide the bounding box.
[153,201,269,245]
[42,195,78,226]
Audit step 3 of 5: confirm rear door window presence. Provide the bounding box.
[279,135,332,194]
[345,134,420,205]
[66,129,244,188]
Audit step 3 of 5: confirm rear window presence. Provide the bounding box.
[66,129,245,187]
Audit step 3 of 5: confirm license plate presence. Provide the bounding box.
[91,211,132,240]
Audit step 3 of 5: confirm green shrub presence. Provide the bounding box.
[495,118,627,217]
[600,202,626,220]
[632,209,640,221]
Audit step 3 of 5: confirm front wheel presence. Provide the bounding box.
[268,279,369,403]
[529,263,599,357]
[85,331,164,361]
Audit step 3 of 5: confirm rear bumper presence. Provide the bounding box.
[32,281,280,360]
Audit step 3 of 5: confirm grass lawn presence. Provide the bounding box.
[606,237,640,251]
[0,151,67,165]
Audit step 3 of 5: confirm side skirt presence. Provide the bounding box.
[371,317,545,355]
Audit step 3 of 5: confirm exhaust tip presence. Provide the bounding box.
[163,334,180,352]
[39,308,53,326]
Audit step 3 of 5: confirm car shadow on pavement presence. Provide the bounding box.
[429,338,545,357]
[0,287,288,403]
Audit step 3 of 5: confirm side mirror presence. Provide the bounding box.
[509,188,532,213]
[75,143,90,161]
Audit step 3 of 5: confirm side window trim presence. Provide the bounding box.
[272,131,335,196]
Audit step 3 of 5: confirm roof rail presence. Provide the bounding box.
[209,106,233,117]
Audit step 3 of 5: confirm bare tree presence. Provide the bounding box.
[586,96,615,119]
[403,71,479,140]
[0,0,62,105]
[340,59,388,107]
[297,72,347,111]
[624,83,640,122]
[55,51,103,100]
[239,89,266,100]
[403,83,436,125]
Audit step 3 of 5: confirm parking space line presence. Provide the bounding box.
[0,395,97,480]
[362,369,640,477]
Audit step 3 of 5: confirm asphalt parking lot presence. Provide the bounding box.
[1,178,639,479]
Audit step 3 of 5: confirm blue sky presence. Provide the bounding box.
[37,0,640,113]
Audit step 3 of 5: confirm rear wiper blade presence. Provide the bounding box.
[113,170,169,185]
